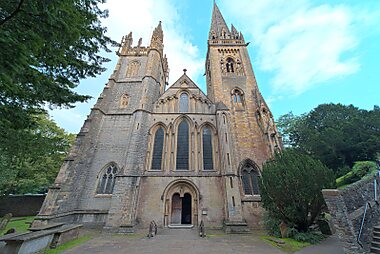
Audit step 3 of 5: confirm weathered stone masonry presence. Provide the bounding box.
[33,3,282,232]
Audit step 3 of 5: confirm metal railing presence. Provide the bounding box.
[357,168,380,247]
[147,220,157,238]
[199,220,206,237]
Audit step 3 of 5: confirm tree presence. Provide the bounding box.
[0,0,115,133]
[260,149,335,232]
[277,104,380,176]
[0,113,75,195]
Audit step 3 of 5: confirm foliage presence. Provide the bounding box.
[0,113,75,195]
[263,212,282,237]
[336,161,378,188]
[260,235,310,254]
[3,216,35,233]
[276,104,380,176]
[292,231,325,244]
[44,235,94,254]
[0,0,115,138]
[260,149,335,232]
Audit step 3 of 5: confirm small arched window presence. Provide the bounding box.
[179,93,189,113]
[202,127,213,170]
[151,127,164,170]
[176,120,189,170]
[232,89,243,104]
[120,94,129,108]
[226,58,234,73]
[97,164,118,194]
[241,163,260,195]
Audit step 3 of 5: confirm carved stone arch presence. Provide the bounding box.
[149,122,168,135]
[176,89,190,113]
[173,114,194,130]
[198,122,217,135]
[238,159,261,176]
[162,179,200,227]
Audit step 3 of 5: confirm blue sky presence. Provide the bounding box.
[50,0,380,134]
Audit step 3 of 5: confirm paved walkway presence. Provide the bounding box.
[63,229,344,254]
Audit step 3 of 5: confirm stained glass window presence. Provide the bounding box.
[151,127,164,170]
[179,93,189,113]
[97,164,118,194]
[203,127,213,170]
[176,120,189,170]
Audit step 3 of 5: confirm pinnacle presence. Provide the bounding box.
[209,2,230,39]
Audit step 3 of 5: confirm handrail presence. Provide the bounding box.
[199,220,206,237]
[147,220,157,238]
[357,202,372,247]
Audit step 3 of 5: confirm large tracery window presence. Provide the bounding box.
[202,127,214,170]
[151,127,164,170]
[97,164,118,194]
[176,120,189,170]
[179,93,189,113]
[241,163,260,195]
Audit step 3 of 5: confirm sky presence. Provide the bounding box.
[50,0,380,134]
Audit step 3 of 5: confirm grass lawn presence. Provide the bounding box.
[3,216,35,233]
[260,235,310,254]
[44,235,93,254]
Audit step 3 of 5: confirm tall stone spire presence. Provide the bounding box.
[209,2,230,40]
[150,21,164,55]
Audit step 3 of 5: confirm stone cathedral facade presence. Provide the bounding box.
[34,3,282,232]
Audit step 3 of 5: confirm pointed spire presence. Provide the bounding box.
[209,2,230,40]
[150,21,164,54]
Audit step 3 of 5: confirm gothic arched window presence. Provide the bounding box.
[202,127,213,170]
[179,93,189,113]
[241,163,260,195]
[97,164,118,194]
[120,94,129,108]
[151,127,164,170]
[176,120,189,170]
[226,58,234,73]
[232,89,243,104]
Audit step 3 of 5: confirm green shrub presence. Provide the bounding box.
[263,212,282,237]
[293,231,325,244]
[260,149,335,232]
[336,161,378,188]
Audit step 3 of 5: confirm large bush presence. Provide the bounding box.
[336,161,378,188]
[260,149,335,232]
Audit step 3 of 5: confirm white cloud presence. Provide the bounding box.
[102,0,203,83]
[50,0,204,133]
[222,0,370,95]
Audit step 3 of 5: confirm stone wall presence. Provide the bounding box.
[323,174,380,254]
[0,194,45,217]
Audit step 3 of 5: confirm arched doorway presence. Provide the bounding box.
[163,180,199,227]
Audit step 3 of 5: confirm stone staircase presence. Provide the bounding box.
[371,226,380,253]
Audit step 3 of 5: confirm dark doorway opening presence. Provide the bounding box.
[181,193,192,224]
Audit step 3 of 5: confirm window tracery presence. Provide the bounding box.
[126,61,140,77]
[226,57,234,73]
[179,93,189,113]
[120,94,129,108]
[241,163,260,195]
[97,164,118,194]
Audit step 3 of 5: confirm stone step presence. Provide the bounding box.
[371,246,380,254]
[374,236,380,242]
[372,241,380,249]
[374,231,380,237]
